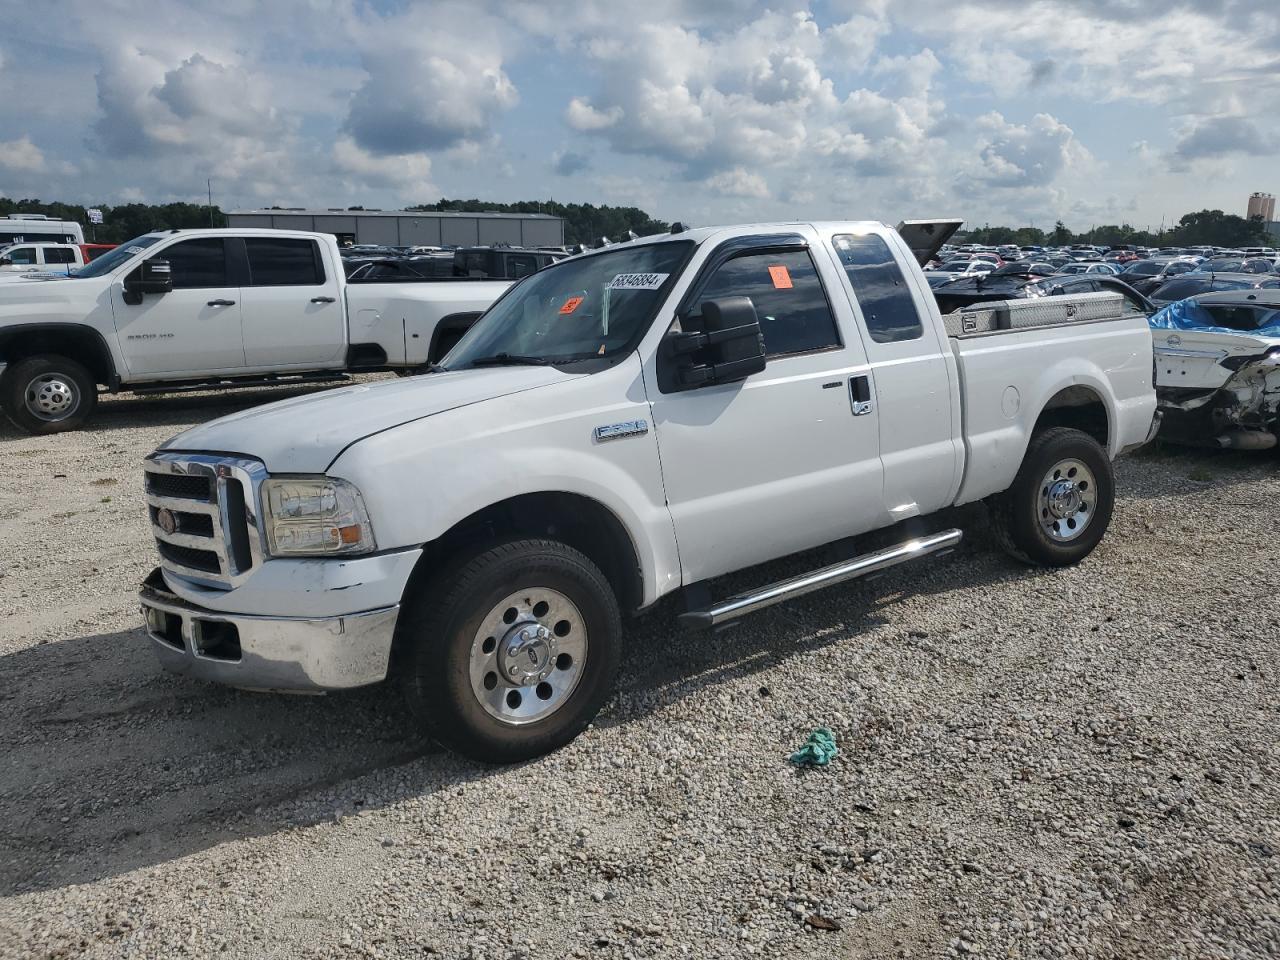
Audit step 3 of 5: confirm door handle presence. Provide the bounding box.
[849,375,874,416]
[310,296,336,303]
[207,299,236,306]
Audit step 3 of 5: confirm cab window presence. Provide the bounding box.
[831,233,923,343]
[5,247,37,265]
[695,249,840,357]
[163,238,229,288]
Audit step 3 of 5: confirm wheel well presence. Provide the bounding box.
[428,312,482,363]
[403,492,643,616]
[1033,386,1109,447]
[0,325,116,388]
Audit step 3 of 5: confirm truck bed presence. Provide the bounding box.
[943,291,1156,506]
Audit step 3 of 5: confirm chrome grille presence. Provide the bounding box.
[144,453,267,589]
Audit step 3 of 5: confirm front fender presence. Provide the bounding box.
[328,356,680,605]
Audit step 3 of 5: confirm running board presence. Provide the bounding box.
[131,373,351,396]
[678,528,963,630]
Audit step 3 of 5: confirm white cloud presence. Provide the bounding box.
[705,167,770,199]
[565,98,621,131]
[0,136,46,173]
[332,138,436,198]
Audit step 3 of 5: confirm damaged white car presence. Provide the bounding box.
[1152,290,1280,449]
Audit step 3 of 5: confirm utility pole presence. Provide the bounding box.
[207,178,215,227]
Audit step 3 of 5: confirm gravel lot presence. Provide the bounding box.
[1,384,1277,959]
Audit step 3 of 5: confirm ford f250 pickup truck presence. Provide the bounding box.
[138,219,1158,763]
[0,228,508,434]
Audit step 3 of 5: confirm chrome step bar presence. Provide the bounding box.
[678,528,963,629]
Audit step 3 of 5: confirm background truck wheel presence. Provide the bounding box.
[398,539,622,763]
[989,426,1114,567]
[1,354,98,434]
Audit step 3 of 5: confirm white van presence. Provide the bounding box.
[0,215,85,246]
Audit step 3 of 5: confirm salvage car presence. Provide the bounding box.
[1151,289,1280,449]
[1149,272,1279,307]
[1120,258,1199,296]
[137,218,1157,763]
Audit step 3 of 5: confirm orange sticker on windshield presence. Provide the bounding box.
[768,265,793,289]
[559,296,585,315]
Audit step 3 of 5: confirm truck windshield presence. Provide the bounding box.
[72,235,163,278]
[445,240,694,368]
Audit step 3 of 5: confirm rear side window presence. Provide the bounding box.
[45,247,76,264]
[831,234,923,343]
[695,249,840,357]
[245,238,324,286]
[163,238,229,288]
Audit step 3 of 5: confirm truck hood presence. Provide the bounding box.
[159,367,579,473]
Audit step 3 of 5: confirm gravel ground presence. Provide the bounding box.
[1,385,1277,960]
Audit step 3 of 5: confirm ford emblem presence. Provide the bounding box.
[1166,334,1182,347]
[156,508,177,535]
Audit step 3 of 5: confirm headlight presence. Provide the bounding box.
[261,477,376,557]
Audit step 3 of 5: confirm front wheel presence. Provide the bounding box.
[398,539,622,763]
[0,354,98,434]
[989,426,1115,567]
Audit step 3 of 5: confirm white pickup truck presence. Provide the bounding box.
[137,219,1158,763]
[0,228,508,433]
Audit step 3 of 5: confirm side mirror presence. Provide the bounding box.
[664,296,766,390]
[123,258,172,304]
[0,257,10,266]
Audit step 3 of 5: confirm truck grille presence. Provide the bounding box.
[144,454,266,589]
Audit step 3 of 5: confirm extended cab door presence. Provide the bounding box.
[646,234,888,584]
[240,236,345,368]
[821,229,963,520]
[110,236,246,377]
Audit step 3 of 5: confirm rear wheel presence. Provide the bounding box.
[1,354,98,434]
[398,539,621,763]
[989,426,1114,566]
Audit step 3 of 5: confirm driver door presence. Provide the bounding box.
[110,237,246,378]
[646,239,888,584]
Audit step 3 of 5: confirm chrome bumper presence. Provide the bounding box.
[139,568,397,691]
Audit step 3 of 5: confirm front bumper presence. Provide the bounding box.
[139,568,398,691]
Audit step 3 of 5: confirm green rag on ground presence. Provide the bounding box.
[789,727,838,767]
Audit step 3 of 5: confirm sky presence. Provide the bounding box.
[1,0,1277,232]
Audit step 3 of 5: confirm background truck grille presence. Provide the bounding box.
[144,455,265,588]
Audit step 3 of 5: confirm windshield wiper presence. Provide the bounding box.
[469,353,552,367]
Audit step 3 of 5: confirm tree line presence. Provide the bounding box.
[1,196,1269,249]
[958,209,1272,249]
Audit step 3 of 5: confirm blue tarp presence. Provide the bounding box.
[1149,297,1280,338]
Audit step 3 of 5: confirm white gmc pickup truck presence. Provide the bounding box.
[0,228,507,433]
[138,220,1158,762]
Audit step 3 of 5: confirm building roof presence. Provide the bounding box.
[228,208,562,220]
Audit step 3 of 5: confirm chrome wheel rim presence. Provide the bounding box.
[468,588,587,726]
[24,373,80,421]
[1038,458,1096,542]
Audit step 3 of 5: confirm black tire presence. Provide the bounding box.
[0,354,98,434]
[398,539,621,763]
[989,426,1114,567]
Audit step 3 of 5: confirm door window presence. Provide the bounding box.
[694,249,840,357]
[506,254,539,279]
[163,238,229,288]
[244,238,324,286]
[831,233,923,343]
[6,247,37,264]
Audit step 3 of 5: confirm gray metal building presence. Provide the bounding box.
[225,208,565,248]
